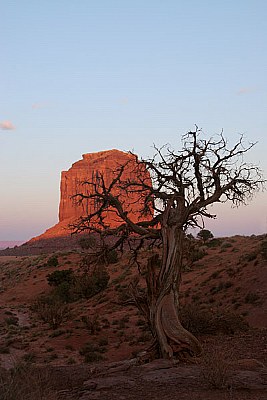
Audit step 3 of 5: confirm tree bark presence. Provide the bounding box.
[132,218,202,360]
[155,224,202,358]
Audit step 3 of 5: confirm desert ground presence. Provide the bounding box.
[0,234,266,399]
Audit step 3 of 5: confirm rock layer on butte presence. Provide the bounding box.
[32,149,152,240]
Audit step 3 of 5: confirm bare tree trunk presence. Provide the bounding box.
[154,225,202,358]
[132,223,202,360]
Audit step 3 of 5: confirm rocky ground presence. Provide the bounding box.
[0,234,267,399]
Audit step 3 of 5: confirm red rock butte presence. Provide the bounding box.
[32,149,152,240]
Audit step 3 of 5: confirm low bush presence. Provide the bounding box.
[180,304,248,335]
[99,249,119,264]
[78,236,96,250]
[32,295,70,329]
[260,240,267,260]
[81,314,101,334]
[206,238,223,248]
[197,229,214,243]
[79,342,104,363]
[201,348,231,389]
[47,269,74,286]
[0,361,56,400]
[46,255,59,268]
[74,266,109,299]
[245,291,261,304]
[45,266,109,302]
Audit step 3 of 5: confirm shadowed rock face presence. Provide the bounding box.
[32,149,152,240]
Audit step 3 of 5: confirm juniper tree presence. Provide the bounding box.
[71,128,265,359]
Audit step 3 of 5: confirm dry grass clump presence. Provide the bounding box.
[32,295,71,329]
[0,361,57,400]
[201,348,232,389]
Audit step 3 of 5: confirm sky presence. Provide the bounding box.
[1,0,267,241]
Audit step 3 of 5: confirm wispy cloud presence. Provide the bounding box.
[119,97,129,105]
[0,120,15,130]
[237,86,258,95]
[32,102,49,109]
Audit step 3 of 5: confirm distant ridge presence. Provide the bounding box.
[0,241,24,250]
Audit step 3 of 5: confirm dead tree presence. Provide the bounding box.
[71,128,265,360]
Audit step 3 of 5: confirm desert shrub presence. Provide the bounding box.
[32,295,70,329]
[197,229,214,243]
[46,255,59,268]
[180,305,213,335]
[221,241,233,249]
[201,348,231,389]
[49,329,65,338]
[206,238,223,248]
[22,352,36,363]
[78,236,96,250]
[244,252,258,262]
[54,281,73,302]
[191,248,207,262]
[79,342,104,363]
[98,337,108,346]
[0,361,56,400]
[180,304,248,335]
[74,265,109,299]
[46,269,76,302]
[4,316,19,326]
[99,249,118,264]
[45,264,109,302]
[260,240,267,260]
[210,271,221,279]
[47,269,74,286]
[183,237,207,269]
[81,314,101,334]
[0,345,10,354]
[245,291,261,304]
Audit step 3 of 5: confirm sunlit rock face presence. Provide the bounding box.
[59,149,151,225]
[32,149,152,240]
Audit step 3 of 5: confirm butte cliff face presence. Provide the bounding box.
[32,149,152,240]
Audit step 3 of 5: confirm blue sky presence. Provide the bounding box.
[1,0,267,240]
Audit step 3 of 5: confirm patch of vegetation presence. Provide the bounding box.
[180,304,248,335]
[81,314,101,334]
[100,249,119,264]
[0,361,57,400]
[46,255,59,267]
[210,271,221,279]
[79,342,105,363]
[0,345,10,354]
[49,329,66,338]
[78,235,96,250]
[201,348,231,389]
[32,295,70,329]
[245,291,261,305]
[206,238,223,248]
[22,352,36,363]
[244,252,258,262]
[260,240,267,260]
[197,229,214,243]
[4,316,19,326]
[45,264,109,302]
[220,241,233,250]
[47,269,74,286]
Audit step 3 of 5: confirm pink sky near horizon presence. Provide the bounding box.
[1,1,266,241]
[1,187,266,242]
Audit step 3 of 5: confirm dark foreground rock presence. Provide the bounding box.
[51,358,267,400]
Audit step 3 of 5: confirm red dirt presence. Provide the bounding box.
[0,234,266,399]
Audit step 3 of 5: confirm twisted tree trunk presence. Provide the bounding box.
[132,212,202,360]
